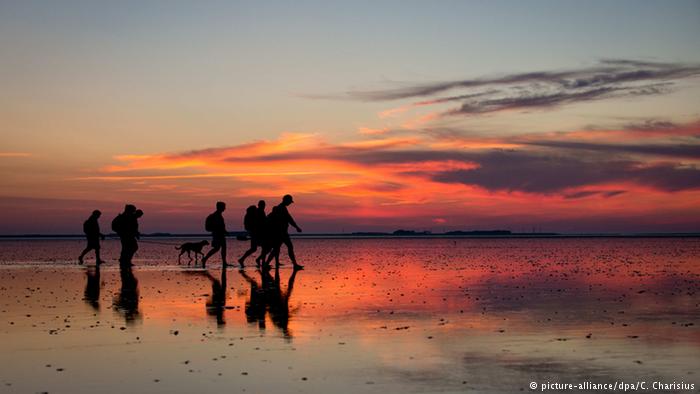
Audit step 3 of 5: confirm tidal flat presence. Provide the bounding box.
[0,238,698,393]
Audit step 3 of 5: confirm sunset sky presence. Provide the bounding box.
[1,1,699,234]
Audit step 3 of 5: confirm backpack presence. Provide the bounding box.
[111,214,123,234]
[205,213,215,233]
[243,206,256,232]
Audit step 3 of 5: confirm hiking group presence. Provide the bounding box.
[78,194,303,270]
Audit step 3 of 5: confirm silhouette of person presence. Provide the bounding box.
[238,200,267,268]
[263,206,283,267]
[79,209,106,265]
[114,204,139,266]
[265,195,303,269]
[202,201,228,267]
[83,265,101,311]
[113,265,140,324]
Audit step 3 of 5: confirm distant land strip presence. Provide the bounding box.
[1,230,699,239]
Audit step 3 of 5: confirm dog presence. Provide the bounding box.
[176,240,209,264]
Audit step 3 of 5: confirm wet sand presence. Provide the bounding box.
[0,238,698,393]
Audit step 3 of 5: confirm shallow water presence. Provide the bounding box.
[0,238,698,393]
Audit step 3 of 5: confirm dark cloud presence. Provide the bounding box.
[427,150,700,193]
[563,190,627,199]
[340,60,700,101]
[225,145,700,194]
[524,140,700,159]
[622,119,680,131]
[444,84,669,116]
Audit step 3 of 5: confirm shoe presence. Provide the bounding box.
[78,257,84,265]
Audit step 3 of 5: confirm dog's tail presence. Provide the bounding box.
[175,246,181,250]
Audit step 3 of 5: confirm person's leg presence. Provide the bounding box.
[123,238,137,266]
[129,239,139,263]
[78,246,92,264]
[264,243,278,267]
[282,234,296,265]
[220,238,227,265]
[238,239,257,264]
[95,247,103,265]
[257,245,268,266]
[119,237,128,265]
[202,245,220,265]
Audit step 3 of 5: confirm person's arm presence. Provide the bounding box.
[220,216,228,236]
[287,211,301,232]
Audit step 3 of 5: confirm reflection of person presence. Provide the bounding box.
[202,201,228,267]
[241,265,301,339]
[113,266,140,323]
[182,268,229,325]
[83,265,101,310]
[267,266,299,339]
[79,210,106,265]
[238,200,267,268]
[240,269,266,330]
[205,268,227,326]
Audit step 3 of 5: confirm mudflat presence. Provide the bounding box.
[0,238,698,393]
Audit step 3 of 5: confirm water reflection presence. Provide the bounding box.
[205,268,227,326]
[241,266,300,340]
[113,266,140,324]
[83,265,101,311]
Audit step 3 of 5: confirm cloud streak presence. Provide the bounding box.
[322,60,700,121]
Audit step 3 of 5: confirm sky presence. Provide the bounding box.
[1,0,699,234]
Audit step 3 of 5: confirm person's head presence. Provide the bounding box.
[124,204,136,214]
[91,209,101,218]
[216,201,226,212]
[134,209,144,218]
[258,200,266,210]
[282,194,294,206]
[246,205,256,214]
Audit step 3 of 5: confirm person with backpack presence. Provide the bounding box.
[238,200,267,268]
[202,201,228,267]
[79,209,106,265]
[113,204,141,267]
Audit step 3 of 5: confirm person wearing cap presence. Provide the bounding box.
[273,194,303,269]
[79,209,106,265]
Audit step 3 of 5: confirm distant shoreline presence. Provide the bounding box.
[1,232,699,240]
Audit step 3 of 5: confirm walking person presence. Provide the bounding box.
[202,201,228,267]
[238,200,267,268]
[79,209,106,265]
[113,204,140,267]
[266,195,303,269]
